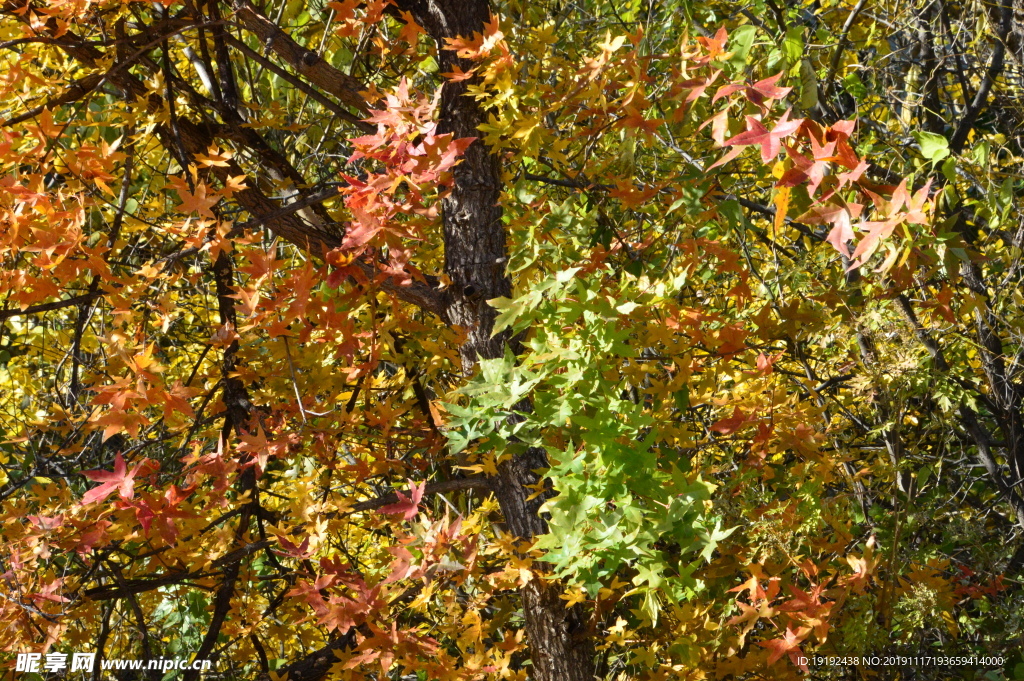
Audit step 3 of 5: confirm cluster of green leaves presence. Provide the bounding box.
[449,268,731,617]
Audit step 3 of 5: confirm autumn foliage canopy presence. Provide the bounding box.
[1,0,1023,679]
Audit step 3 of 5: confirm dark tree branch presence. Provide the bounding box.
[350,477,492,513]
[0,292,105,322]
[823,0,869,98]
[253,628,357,681]
[222,34,371,130]
[949,0,1011,154]
[230,0,368,113]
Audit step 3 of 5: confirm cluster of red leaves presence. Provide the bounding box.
[327,80,475,289]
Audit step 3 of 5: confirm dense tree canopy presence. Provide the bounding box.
[1,0,1024,678]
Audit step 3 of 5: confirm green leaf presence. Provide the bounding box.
[972,139,990,166]
[490,296,529,335]
[940,158,957,184]
[799,59,818,109]
[727,25,757,70]
[842,72,867,100]
[912,131,950,164]
[698,520,736,562]
[783,27,804,70]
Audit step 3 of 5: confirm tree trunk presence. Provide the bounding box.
[397,0,596,678]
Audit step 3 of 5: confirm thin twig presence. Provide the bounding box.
[823,0,869,98]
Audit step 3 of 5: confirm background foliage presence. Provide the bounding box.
[1,0,1024,678]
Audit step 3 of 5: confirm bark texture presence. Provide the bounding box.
[397,0,597,678]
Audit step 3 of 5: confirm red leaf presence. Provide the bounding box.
[849,218,899,269]
[81,453,140,504]
[825,211,854,259]
[724,109,803,162]
[755,352,782,375]
[378,479,426,520]
[28,515,64,531]
[758,625,810,669]
[274,534,313,559]
[711,407,753,435]
[746,73,792,105]
[342,205,384,251]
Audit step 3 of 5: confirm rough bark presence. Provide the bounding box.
[396,1,596,678]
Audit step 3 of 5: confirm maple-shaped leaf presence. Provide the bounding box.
[118,497,156,535]
[694,27,730,63]
[779,136,837,197]
[797,202,861,258]
[778,583,831,617]
[848,218,900,270]
[755,352,782,375]
[842,535,879,592]
[727,600,762,629]
[837,159,869,188]
[341,205,384,251]
[729,571,768,602]
[73,520,112,556]
[29,578,69,605]
[236,425,291,473]
[274,534,313,559]
[319,596,362,633]
[168,176,220,218]
[728,600,777,644]
[384,545,418,584]
[620,107,665,135]
[712,81,745,103]
[441,64,478,81]
[745,73,792,105]
[711,406,754,435]
[722,109,804,163]
[681,71,721,105]
[825,119,863,168]
[378,480,426,520]
[698,105,733,149]
[31,108,65,139]
[396,10,424,45]
[714,73,791,106]
[727,596,778,647]
[221,174,248,197]
[194,144,233,167]
[925,284,957,323]
[120,484,196,542]
[901,179,932,225]
[442,15,504,59]
[81,453,141,505]
[825,210,855,258]
[758,625,810,669]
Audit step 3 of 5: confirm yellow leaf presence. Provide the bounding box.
[560,588,587,606]
[194,144,233,167]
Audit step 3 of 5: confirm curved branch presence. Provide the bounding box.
[230,0,368,113]
[0,292,105,322]
[350,477,492,513]
[253,629,357,681]
[949,0,1012,154]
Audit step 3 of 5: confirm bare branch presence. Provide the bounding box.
[230,0,368,113]
[350,477,492,513]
